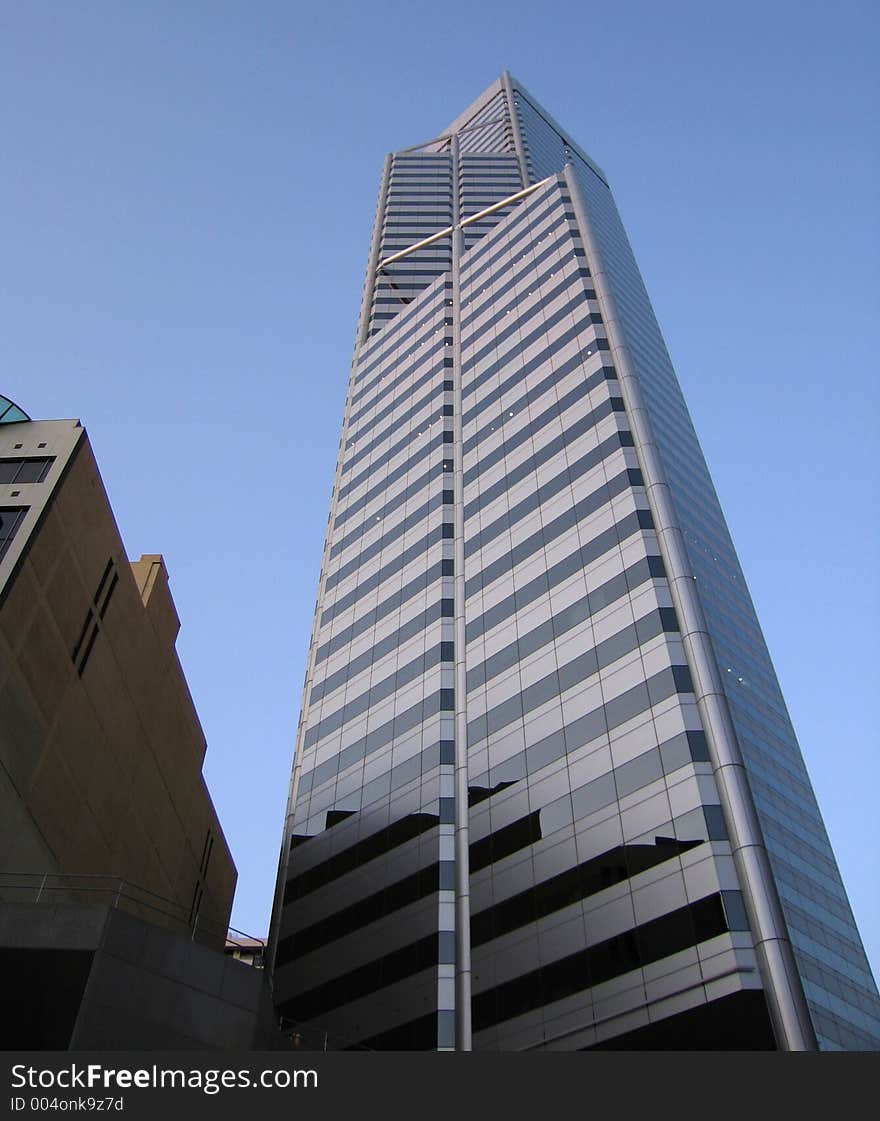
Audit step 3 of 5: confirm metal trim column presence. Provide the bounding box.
[450,133,473,1051]
[563,161,817,1052]
[502,70,530,187]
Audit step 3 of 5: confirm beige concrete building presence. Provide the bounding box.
[0,393,234,948]
[0,396,281,1048]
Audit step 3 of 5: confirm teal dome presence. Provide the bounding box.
[0,395,29,424]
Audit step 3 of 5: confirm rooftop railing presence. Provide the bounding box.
[0,871,262,953]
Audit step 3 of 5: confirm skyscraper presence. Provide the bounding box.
[268,75,880,1052]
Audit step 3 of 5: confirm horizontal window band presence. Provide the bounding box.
[324,505,447,602]
[276,862,444,964]
[297,739,455,813]
[775,861,860,930]
[464,420,627,526]
[463,210,517,222]
[315,587,451,666]
[370,295,437,312]
[459,169,522,178]
[379,227,451,239]
[303,640,452,750]
[373,269,450,282]
[463,311,607,418]
[379,239,451,251]
[386,193,452,202]
[459,284,596,408]
[0,506,29,549]
[461,203,571,289]
[783,899,870,973]
[387,182,452,189]
[282,887,736,1031]
[282,812,706,975]
[320,550,451,629]
[465,260,592,343]
[465,431,634,559]
[292,729,710,929]
[471,695,705,835]
[337,429,448,509]
[371,289,445,310]
[348,1011,443,1052]
[279,930,447,1024]
[320,523,453,630]
[460,194,571,285]
[378,241,451,251]
[334,444,452,533]
[342,405,452,481]
[465,287,599,377]
[459,193,523,204]
[325,505,452,597]
[748,772,833,850]
[383,219,454,228]
[458,153,518,162]
[346,370,452,461]
[285,809,442,904]
[304,695,452,793]
[355,308,448,383]
[728,698,818,798]
[299,690,449,800]
[760,817,847,893]
[472,836,703,948]
[329,488,444,562]
[795,950,880,1032]
[354,286,452,389]
[471,892,736,1033]
[312,597,450,702]
[465,374,618,491]
[372,279,446,295]
[327,495,452,591]
[469,726,711,830]
[371,295,450,304]
[465,488,653,606]
[467,621,683,748]
[382,196,452,206]
[0,456,55,484]
[473,364,617,488]
[467,556,668,691]
[460,253,590,340]
[345,360,452,439]
[375,266,451,278]
[467,462,641,603]
[377,237,450,248]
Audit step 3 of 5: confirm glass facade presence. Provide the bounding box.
[268,76,880,1051]
[0,394,30,425]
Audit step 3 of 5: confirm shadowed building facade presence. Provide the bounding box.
[0,397,275,1049]
[268,78,880,1052]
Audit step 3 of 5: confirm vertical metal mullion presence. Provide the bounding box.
[450,132,473,1052]
[502,70,530,187]
[356,153,393,347]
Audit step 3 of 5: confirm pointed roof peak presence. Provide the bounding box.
[439,74,507,139]
[436,72,607,183]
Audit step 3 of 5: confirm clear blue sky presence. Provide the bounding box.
[2,1,877,981]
